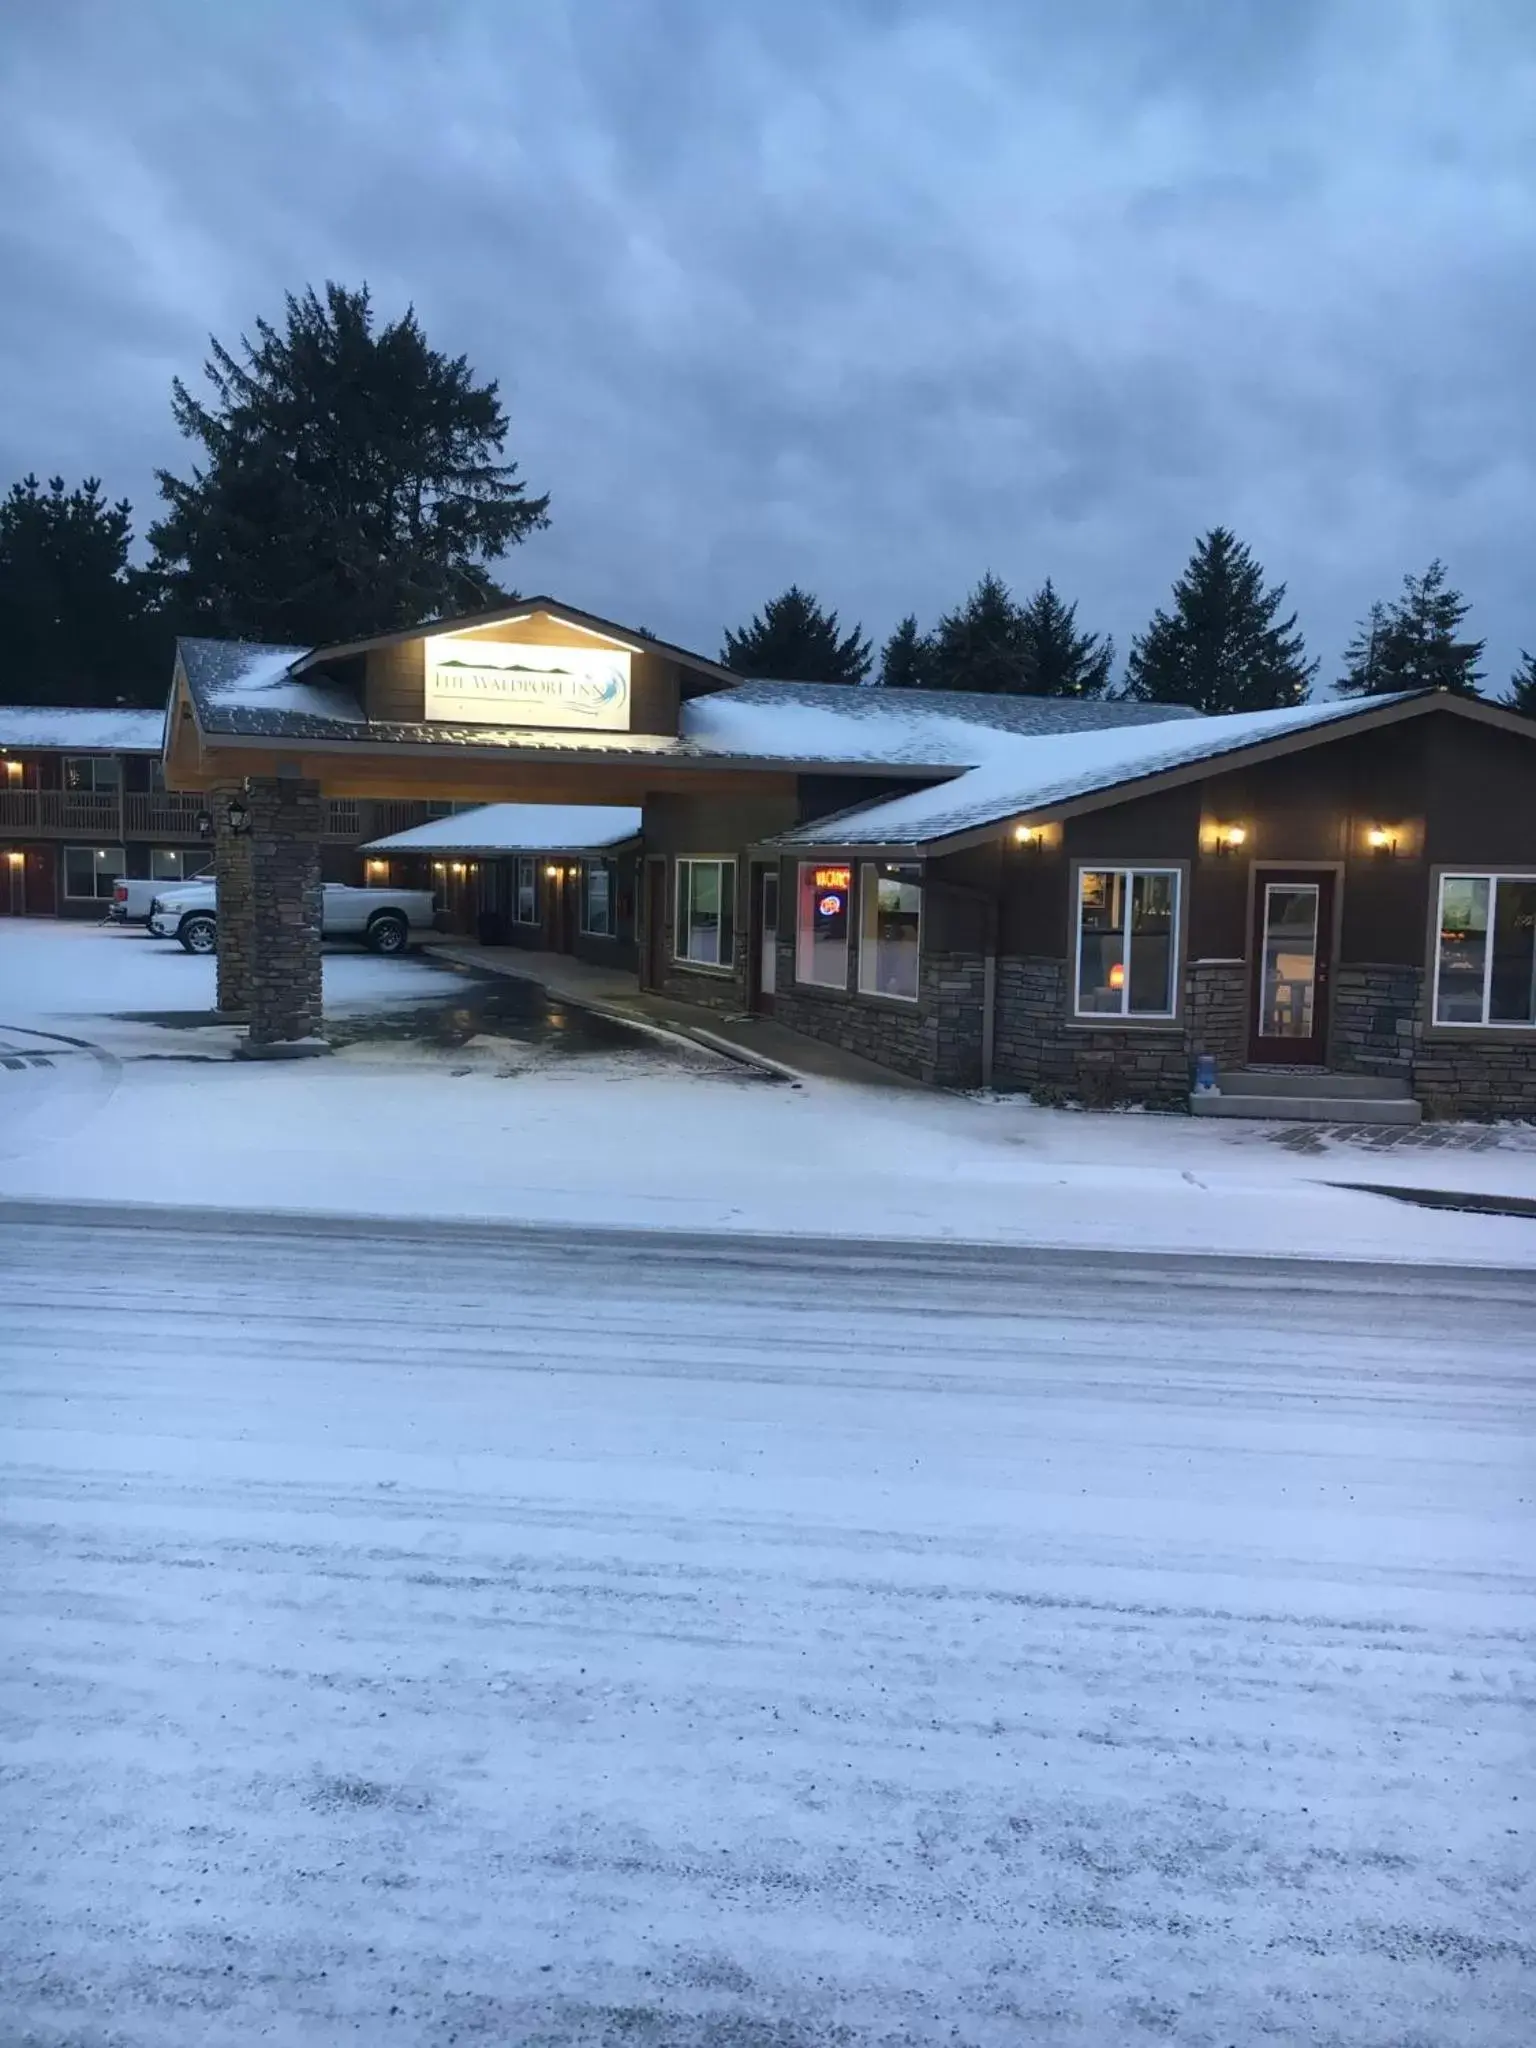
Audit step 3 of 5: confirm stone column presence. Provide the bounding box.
[240,775,326,1056]
[213,787,253,1016]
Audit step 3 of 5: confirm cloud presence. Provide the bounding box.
[2,0,1533,687]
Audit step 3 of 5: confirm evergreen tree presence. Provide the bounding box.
[149,281,549,646]
[1337,601,1394,698]
[1016,577,1113,697]
[1505,649,1536,716]
[877,613,935,689]
[1124,527,1315,713]
[720,585,871,683]
[928,572,1028,694]
[0,474,164,706]
[1336,561,1484,697]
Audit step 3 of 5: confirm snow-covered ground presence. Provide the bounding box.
[3,1211,1533,2046]
[1,921,1533,1266]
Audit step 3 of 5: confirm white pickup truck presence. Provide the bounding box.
[148,880,440,956]
[111,870,213,926]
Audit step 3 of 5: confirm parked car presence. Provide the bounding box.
[110,871,213,926]
[148,880,441,956]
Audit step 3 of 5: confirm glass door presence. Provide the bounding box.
[1249,870,1334,1065]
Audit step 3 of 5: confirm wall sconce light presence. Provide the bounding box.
[225,791,251,836]
[1013,823,1038,845]
[1214,824,1247,856]
[545,863,560,879]
[1366,826,1399,857]
[365,858,389,880]
[6,849,24,866]
[3,757,21,781]
[196,809,214,839]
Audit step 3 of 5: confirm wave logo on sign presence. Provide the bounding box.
[423,638,632,731]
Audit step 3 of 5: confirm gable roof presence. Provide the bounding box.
[769,690,1534,852]
[287,598,741,685]
[363,802,642,855]
[0,705,166,753]
[175,632,1203,770]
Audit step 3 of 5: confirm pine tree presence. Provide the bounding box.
[1506,649,1536,716]
[149,282,549,646]
[1015,578,1113,697]
[720,585,872,683]
[928,572,1028,694]
[1337,561,1484,697]
[1124,528,1315,713]
[0,474,165,706]
[877,613,935,689]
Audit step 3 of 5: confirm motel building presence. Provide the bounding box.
[0,704,438,918]
[159,597,1536,1119]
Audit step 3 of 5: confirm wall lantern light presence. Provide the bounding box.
[1014,824,1038,845]
[196,809,214,839]
[1366,826,1400,857]
[6,849,24,866]
[3,757,21,781]
[1214,824,1248,856]
[545,863,560,879]
[225,791,251,836]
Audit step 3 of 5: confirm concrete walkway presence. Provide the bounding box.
[421,938,922,1089]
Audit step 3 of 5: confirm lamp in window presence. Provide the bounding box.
[1213,824,1247,856]
[1108,962,1126,991]
[1366,825,1399,858]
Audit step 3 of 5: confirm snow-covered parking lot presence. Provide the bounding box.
[3,1210,1533,2045]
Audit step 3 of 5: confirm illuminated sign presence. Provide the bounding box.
[817,893,844,918]
[813,867,852,890]
[424,637,631,730]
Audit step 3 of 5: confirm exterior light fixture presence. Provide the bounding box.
[3,757,21,781]
[1014,824,1037,845]
[545,864,559,878]
[1214,824,1248,856]
[1367,826,1399,856]
[225,791,251,836]
[6,849,24,866]
[195,809,214,839]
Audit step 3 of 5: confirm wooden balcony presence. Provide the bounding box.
[0,789,126,837]
[125,793,211,838]
[0,788,434,845]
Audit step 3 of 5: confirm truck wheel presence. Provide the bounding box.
[179,913,218,955]
[365,911,409,955]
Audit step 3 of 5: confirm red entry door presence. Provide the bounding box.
[1249,869,1335,1065]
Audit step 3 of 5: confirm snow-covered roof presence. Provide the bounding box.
[179,638,363,724]
[771,694,1425,849]
[363,803,642,854]
[678,680,1196,765]
[0,705,166,752]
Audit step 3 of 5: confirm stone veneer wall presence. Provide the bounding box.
[770,921,987,1087]
[993,956,1249,1108]
[246,777,324,1047]
[1335,963,1536,1118]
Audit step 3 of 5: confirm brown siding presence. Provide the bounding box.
[364,642,424,722]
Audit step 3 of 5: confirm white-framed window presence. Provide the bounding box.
[796,862,853,989]
[1074,866,1181,1018]
[582,859,614,937]
[858,862,922,1001]
[64,756,120,793]
[1433,873,1536,1028]
[514,857,539,925]
[675,857,735,968]
[64,845,125,901]
[149,848,194,881]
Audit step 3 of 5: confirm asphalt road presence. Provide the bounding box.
[3,1206,1533,2047]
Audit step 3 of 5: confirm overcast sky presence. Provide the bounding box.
[2,0,1533,690]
